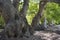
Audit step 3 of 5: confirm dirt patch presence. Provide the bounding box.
[34,31,60,40]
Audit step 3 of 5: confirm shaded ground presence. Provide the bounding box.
[34,31,60,40]
[0,29,60,40]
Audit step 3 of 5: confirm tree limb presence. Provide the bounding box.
[20,0,29,17]
[31,0,47,34]
[48,0,60,4]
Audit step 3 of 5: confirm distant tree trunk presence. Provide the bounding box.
[43,17,47,29]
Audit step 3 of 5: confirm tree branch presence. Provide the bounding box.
[31,0,47,34]
[48,0,60,4]
[20,0,29,17]
[19,0,29,30]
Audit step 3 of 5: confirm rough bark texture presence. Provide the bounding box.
[13,0,21,8]
[0,0,30,39]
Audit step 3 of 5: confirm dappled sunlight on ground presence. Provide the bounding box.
[34,31,60,40]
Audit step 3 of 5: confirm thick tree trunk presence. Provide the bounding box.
[13,0,21,9]
[0,0,30,39]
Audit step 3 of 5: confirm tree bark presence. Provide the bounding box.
[13,0,21,9]
[0,0,30,38]
[0,0,15,23]
[31,0,48,34]
[20,0,29,17]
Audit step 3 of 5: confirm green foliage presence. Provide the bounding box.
[0,16,4,25]
[26,0,39,25]
[0,16,5,28]
[26,1,60,25]
[45,2,60,24]
[18,1,23,11]
[25,0,60,25]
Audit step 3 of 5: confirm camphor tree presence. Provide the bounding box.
[0,0,60,40]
